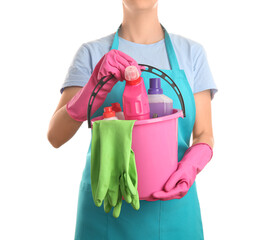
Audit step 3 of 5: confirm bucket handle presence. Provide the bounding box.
[138,63,186,118]
[87,64,186,128]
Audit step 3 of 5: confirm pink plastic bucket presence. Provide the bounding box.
[91,109,183,200]
[88,64,186,200]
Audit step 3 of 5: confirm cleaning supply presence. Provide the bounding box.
[111,102,125,120]
[90,120,140,218]
[152,143,213,200]
[66,49,143,122]
[148,78,173,118]
[122,66,150,120]
[103,107,118,120]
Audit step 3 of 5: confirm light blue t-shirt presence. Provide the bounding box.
[61,32,218,99]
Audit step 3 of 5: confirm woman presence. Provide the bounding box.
[47,0,218,239]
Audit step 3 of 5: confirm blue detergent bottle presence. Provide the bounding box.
[148,78,173,118]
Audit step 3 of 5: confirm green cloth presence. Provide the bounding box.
[90,120,140,218]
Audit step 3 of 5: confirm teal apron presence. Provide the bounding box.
[74,25,204,240]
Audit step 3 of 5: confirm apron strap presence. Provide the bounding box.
[161,24,180,70]
[111,24,180,70]
[110,25,120,50]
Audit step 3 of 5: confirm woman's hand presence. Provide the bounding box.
[66,49,144,122]
[97,49,144,82]
[151,143,213,200]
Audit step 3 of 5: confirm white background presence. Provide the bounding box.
[1,0,277,239]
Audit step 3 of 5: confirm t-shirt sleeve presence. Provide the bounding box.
[60,43,92,94]
[192,44,218,100]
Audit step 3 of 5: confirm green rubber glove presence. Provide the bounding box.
[90,120,140,218]
[103,150,140,218]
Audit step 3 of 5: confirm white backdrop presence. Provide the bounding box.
[1,0,277,239]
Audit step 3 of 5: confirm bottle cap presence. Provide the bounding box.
[111,102,122,112]
[148,78,163,94]
[103,107,116,118]
[125,66,139,80]
[125,66,142,85]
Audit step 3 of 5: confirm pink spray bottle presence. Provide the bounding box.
[122,66,150,120]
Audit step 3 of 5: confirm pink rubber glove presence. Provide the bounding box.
[152,143,213,200]
[66,49,144,122]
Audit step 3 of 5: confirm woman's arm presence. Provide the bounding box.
[47,87,83,148]
[192,89,214,149]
